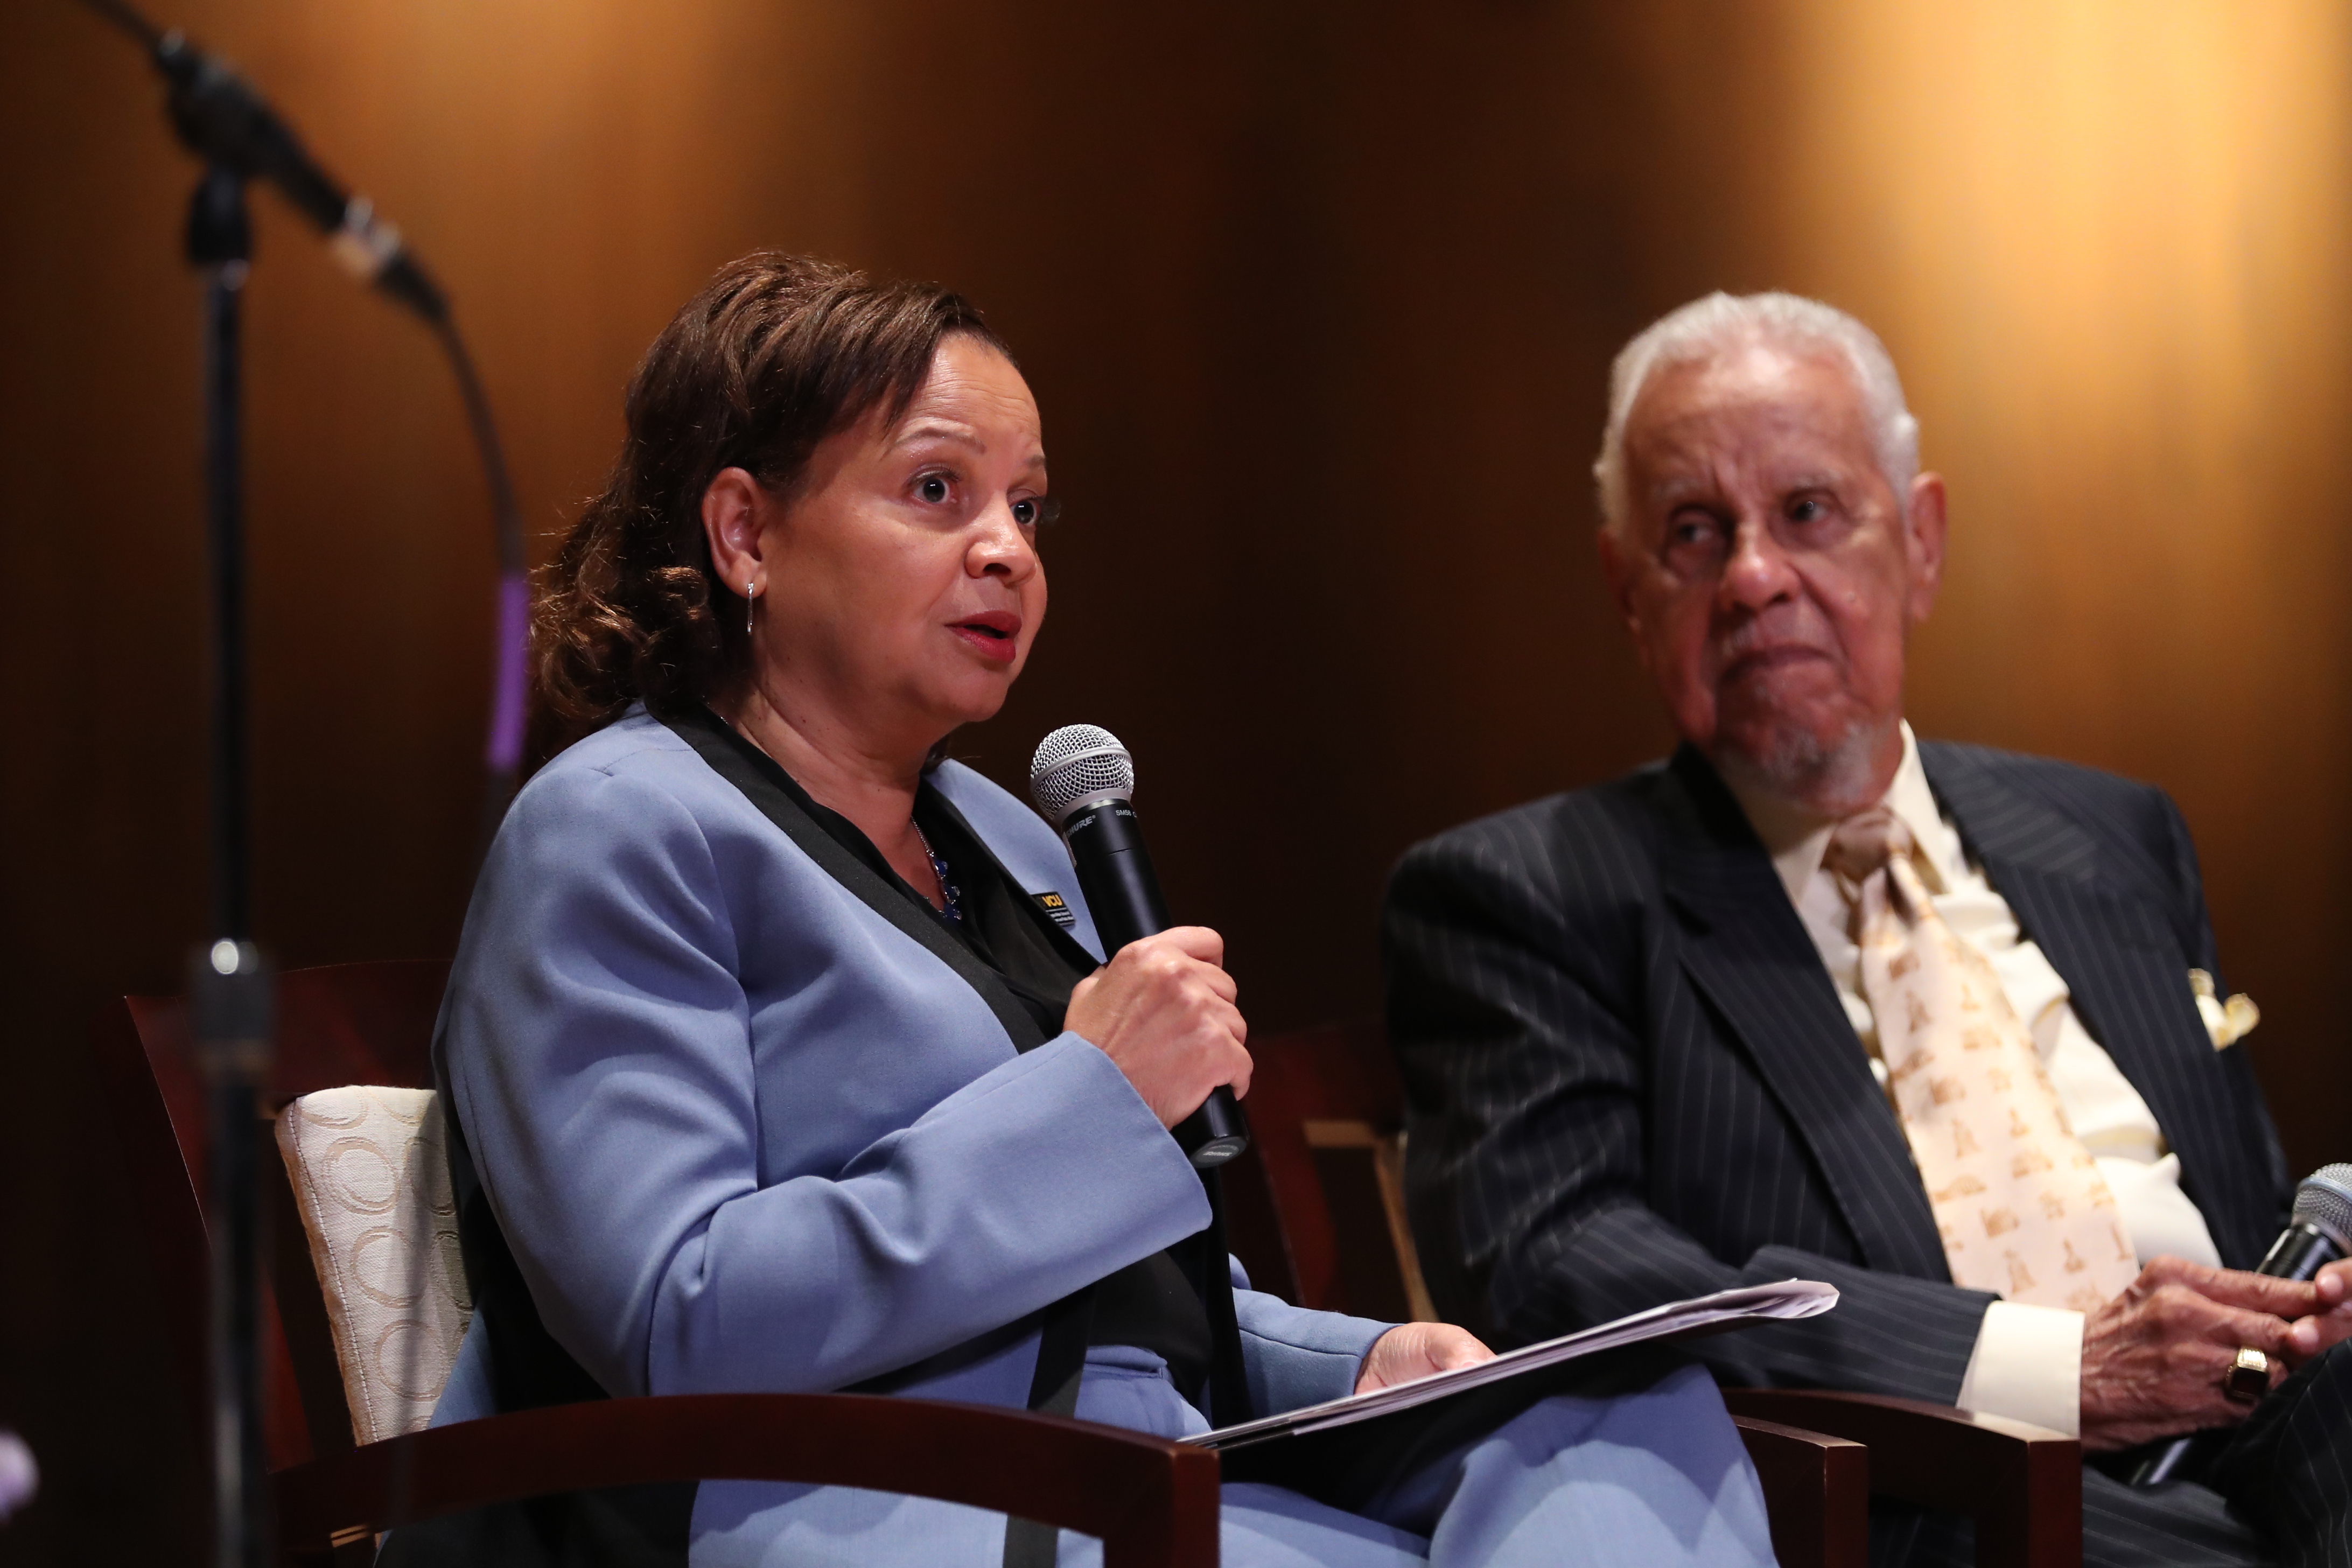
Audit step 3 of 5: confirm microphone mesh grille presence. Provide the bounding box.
[1030,724,1134,822]
[2293,1164,2352,1250]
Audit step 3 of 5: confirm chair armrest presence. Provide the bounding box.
[1731,1415,1868,1568]
[1721,1390,2080,1568]
[274,1392,1220,1568]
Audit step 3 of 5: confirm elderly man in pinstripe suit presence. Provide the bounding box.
[1383,293,2352,1567]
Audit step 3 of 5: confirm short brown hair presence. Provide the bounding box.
[530,253,1009,755]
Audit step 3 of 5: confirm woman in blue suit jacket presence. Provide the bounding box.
[409,253,1776,1567]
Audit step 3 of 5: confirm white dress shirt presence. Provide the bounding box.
[1726,725,2221,1437]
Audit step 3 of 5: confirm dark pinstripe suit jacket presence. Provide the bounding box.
[1383,740,2293,1402]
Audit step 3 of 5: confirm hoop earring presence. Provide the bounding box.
[745,579,758,637]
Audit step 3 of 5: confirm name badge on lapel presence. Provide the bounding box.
[1033,891,1078,930]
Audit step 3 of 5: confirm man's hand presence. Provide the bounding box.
[2080,1256,2340,1451]
[1354,1323,1494,1394]
[2287,1257,2352,1361]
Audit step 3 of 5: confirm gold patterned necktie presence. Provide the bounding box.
[1825,808,2139,1312]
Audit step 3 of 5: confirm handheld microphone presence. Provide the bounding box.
[85,0,449,322]
[1030,725,1250,1168]
[2131,1163,2352,1487]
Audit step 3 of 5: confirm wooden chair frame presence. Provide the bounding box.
[1723,1416,1867,1568]
[1723,1390,2082,1568]
[93,960,1219,1566]
[276,1395,1216,1567]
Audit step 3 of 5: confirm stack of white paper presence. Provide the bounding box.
[1189,1279,1839,1452]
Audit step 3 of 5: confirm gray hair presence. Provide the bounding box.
[1591,291,1920,533]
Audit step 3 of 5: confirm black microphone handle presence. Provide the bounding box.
[1062,799,1250,1168]
[2257,1223,2346,1284]
[2130,1220,2346,1487]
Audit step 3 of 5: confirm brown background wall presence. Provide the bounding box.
[4,1,2348,1558]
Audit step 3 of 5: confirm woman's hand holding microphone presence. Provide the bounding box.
[1066,927,1251,1128]
[1068,928,1499,1394]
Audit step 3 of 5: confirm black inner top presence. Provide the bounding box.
[758,755,1216,1405]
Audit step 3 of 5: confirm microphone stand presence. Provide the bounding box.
[78,9,533,1552]
[186,157,276,1568]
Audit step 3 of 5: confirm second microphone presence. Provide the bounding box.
[1031,724,1250,1167]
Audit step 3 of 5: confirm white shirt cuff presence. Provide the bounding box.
[1954,1299,2083,1437]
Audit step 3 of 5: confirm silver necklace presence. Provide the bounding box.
[913,822,962,923]
[724,711,961,924]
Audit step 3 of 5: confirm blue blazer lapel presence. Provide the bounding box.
[658,705,1051,1053]
[1657,747,1954,1281]
[1921,744,2276,1268]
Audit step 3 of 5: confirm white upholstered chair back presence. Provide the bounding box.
[275,1087,474,1445]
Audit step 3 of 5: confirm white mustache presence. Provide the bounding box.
[1714,605,1837,666]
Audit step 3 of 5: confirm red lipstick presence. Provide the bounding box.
[950,611,1021,663]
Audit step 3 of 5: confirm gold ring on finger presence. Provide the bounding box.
[2223,1346,2270,1405]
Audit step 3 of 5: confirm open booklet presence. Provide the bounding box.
[1188,1279,1838,1453]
